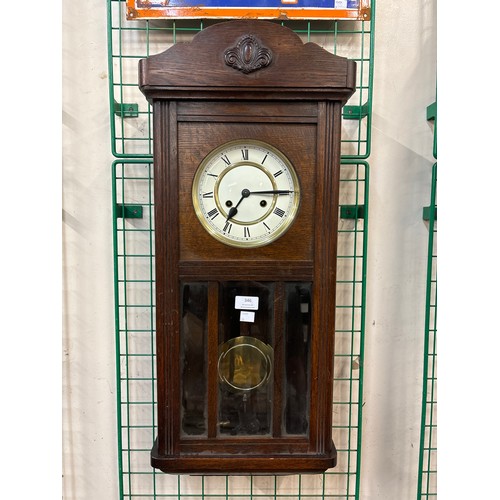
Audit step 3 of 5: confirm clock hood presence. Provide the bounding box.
[139,20,356,103]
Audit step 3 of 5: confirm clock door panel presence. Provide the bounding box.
[179,280,313,444]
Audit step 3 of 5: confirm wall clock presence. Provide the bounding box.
[139,19,356,474]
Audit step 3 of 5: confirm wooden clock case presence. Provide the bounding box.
[139,19,356,475]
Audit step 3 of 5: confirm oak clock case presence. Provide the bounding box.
[138,20,356,475]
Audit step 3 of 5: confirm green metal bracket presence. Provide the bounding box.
[341,205,365,219]
[426,101,436,121]
[116,204,143,219]
[422,205,437,221]
[427,100,437,159]
[114,100,139,118]
[343,103,370,120]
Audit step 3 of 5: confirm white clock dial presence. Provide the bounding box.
[192,140,301,248]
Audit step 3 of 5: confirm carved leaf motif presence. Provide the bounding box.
[224,35,273,74]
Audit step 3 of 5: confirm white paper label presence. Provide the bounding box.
[235,295,259,310]
[240,310,256,323]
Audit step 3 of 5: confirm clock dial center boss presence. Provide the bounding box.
[192,140,301,248]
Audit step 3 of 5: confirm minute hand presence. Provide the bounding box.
[248,190,294,195]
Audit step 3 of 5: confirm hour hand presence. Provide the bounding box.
[226,206,238,221]
[226,188,251,220]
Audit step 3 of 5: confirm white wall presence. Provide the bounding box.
[62,1,117,498]
[61,1,438,498]
[360,0,436,497]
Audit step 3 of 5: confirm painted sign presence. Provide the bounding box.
[126,0,371,21]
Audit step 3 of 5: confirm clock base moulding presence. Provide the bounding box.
[151,439,337,475]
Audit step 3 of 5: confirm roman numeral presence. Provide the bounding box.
[273,170,283,178]
[261,153,268,164]
[274,207,286,218]
[223,221,232,234]
[207,208,219,220]
[263,222,271,231]
[243,226,251,238]
[241,149,249,160]
[221,154,231,166]
[206,172,218,179]
[202,192,214,198]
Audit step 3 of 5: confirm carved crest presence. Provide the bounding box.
[224,34,273,74]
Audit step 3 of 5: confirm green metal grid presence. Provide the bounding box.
[107,1,374,498]
[106,0,375,159]
[112,160,369,499]
[417,162,437,499]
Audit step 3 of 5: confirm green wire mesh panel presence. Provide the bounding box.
[108,1,374,496]
[417,163,437,499]
[112,160,369,499]
[106,0,375,159]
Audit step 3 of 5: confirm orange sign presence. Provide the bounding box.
[126,0,371,21]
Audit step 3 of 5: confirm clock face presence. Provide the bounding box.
[192,140,301,248]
